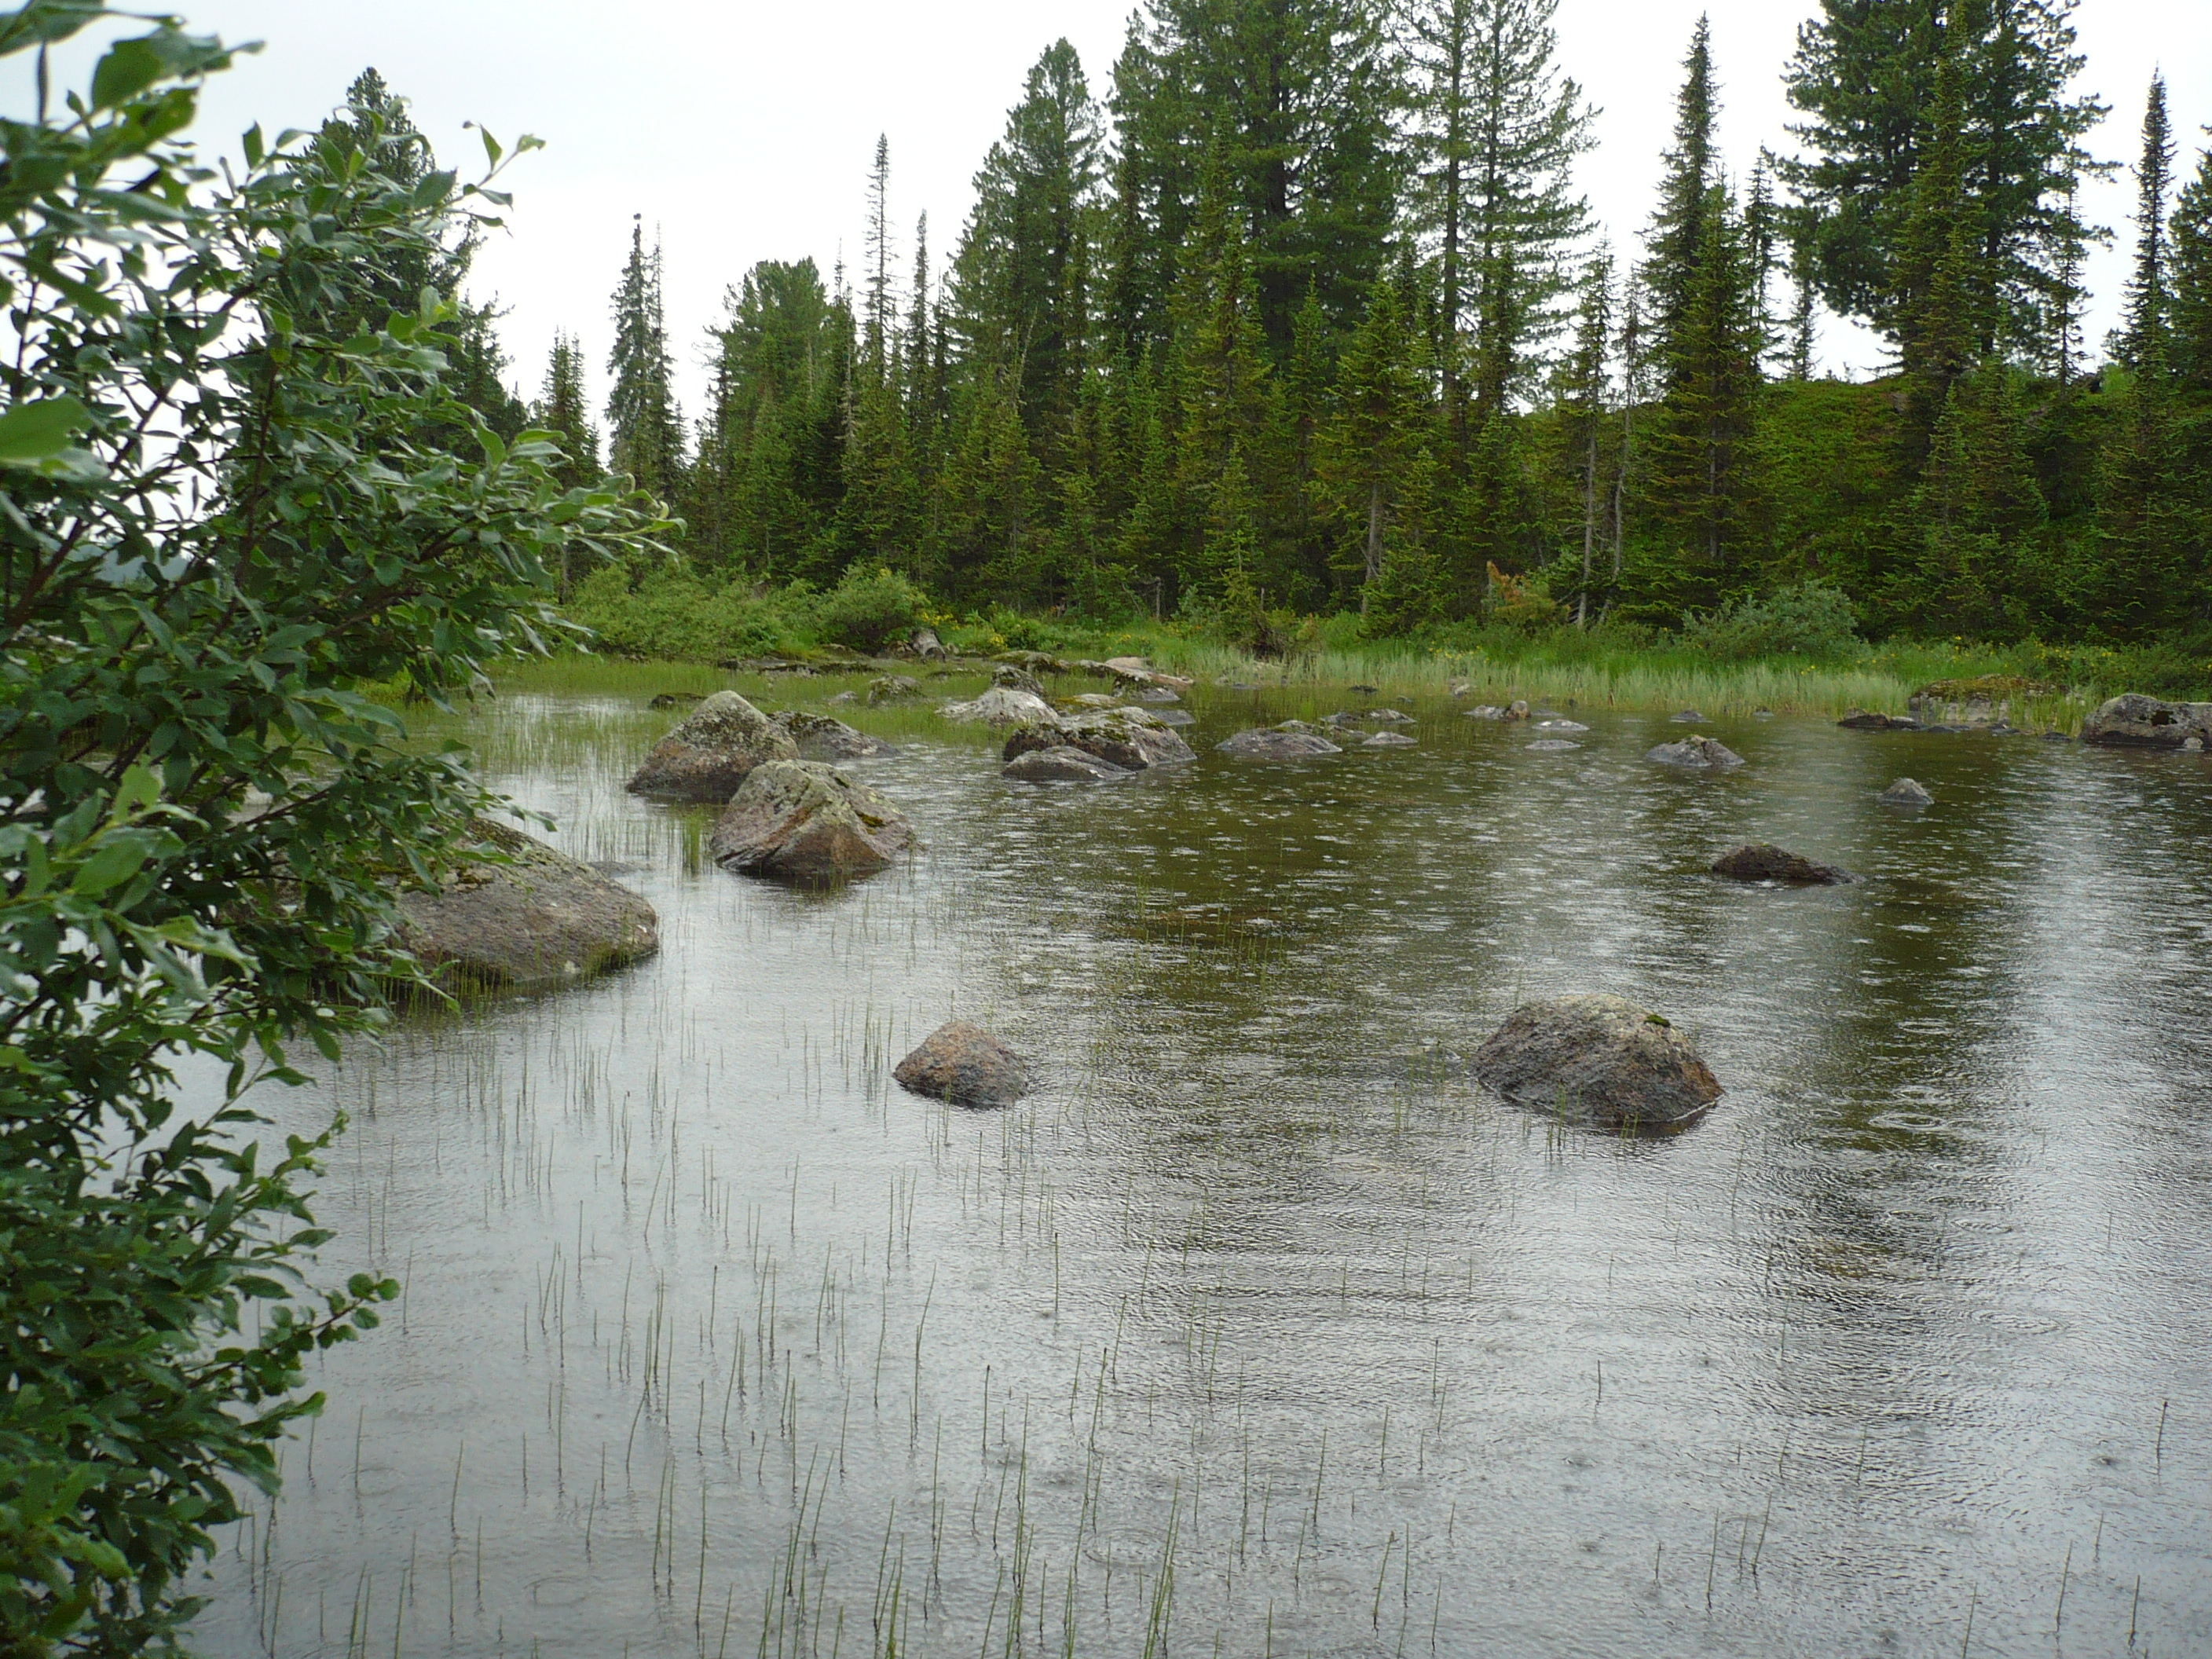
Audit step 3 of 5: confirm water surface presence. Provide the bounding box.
[196,681,2212,1657]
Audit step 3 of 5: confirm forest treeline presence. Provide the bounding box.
[504,0,2209,647]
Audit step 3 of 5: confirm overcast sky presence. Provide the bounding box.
[21,2,2212,420]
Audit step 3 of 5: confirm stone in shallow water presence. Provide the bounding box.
[1362,731,1415,747]
[940,685,1058,727]
[1525,738,1580,752]
[1879,777,1934,807]
[1005,708,1195,771]
[1472,994,1721,1130]
[628,690,797,802]
[1534,718,1588,733]
[1646,736,1743,769]
[1669,709,1705,723]
[1002,745,1131,782]
[708,760,912,881]
[397,820,658,994]
[771,709,895,759]
[1216,725,1343,759]
[894,1020,1030,1106]
[2079,693,2212,749]
[1365,707,1415,723]
[1711,844,1853,884]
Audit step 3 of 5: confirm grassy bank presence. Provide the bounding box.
[529,593,2209,732]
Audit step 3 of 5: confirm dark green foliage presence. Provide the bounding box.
[548,0,2199,661]
[818,566,931,654]
[1780,0,2107,355]
[606,218,685,500]
[0,9,663,1650]
[1682,580,1862,660]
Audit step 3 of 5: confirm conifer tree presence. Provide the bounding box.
[1317,274,1422,602]
[536,331,599,491]
[2119,74,2174,365]
[1642,16,1716,347]
[2172,144,2212,391]
[1785,220,1818,381]
[863,135,896,382]
[1780,0,2108,349]
[606,218,684,500]
[1912,361,2047,634]
[1560,251,1612,624]
[1894,46,1981,444]
[1405,0,1595,426]
[951,42,1105,452]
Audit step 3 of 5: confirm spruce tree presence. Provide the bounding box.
[863,135,896,383]
[606,217,684,500]
[950,42,1105,452]
[1405,0,1595,426]
[1895,45,1982,446]
[1642,16,1716,348]
[1317,274,1421,601]
[1912,361,2047,635]
[536,331,599,491]
[1780,0,2108,349]
[1109,0,1402,350]
[1560,250,1613,624]
[2172,144,2212,391]
[2119,74,2174,365]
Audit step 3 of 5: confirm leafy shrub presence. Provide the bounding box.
[565,563,806,661]
[1683,581,1863,661]
[1486,562,1562,632]
[819,565,928,654]
[0,20,661,1650]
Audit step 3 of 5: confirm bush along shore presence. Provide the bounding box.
[550,561,2212,730]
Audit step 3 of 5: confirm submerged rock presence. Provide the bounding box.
[1533,718,1588,733]
[1362,731,1416,748]
[1155,709,1196,727]
[771,709,895,759]
[397,820,657,994]
[1004,708,1195,771]
[1002,745,1131,782]
[1472,993,1721,1131]
[1711,844,1853,885]
[1668,709,1705,723]
[1838,709,1922,731]
[1216,724,1344,759]
[940,684,1059,727]
[1366,707,1415,723]
[2079,694,2212,749]
[893,1020,1030,1107]
[708,760,913,881]
[1133,686,1182,705]
[1525,738,1581,752]
[1646,736,1744,770]
[1879,777,1934,807]
[628,690,797,802]
[647,691,703,710]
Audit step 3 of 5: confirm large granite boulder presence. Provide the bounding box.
[892,1020,1030,1106]
[397,820,657,994]
[1003,708,1196,771]
[1003,745,1132,782]
[1646,735,1744,770]
[2080,694,2212,749]
[1216,723,1342,760]
[628,690,797,801]
[771,709,895,759]
[1711,844,1853,884]
[708,760,913,881]
[941,683,1059,727]
[1472,994,1721,1130]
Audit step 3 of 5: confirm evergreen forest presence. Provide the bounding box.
[446,3,2207,656]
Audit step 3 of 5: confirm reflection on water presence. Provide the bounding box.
[192,683,2212,1656]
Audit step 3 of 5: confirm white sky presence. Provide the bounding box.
[18,2,2212,421]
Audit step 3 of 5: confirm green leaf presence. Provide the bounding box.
[0,395,90,466]
[70,834,153,896]
[90,35,163,108]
